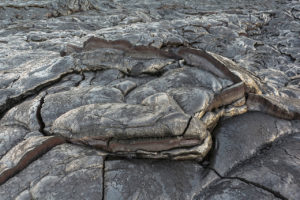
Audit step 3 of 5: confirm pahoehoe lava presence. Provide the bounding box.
[0,0,300,199]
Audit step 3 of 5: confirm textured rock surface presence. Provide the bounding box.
[0,144,104,200]
[228,132,300,200]
[0,135,65,185]
[194,179,281,200]
[0,0,300,199]
[209,112,297,176]
[42,86,124,131]
[104,159,219,200]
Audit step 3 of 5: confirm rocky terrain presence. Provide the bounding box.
[0,0,300,199]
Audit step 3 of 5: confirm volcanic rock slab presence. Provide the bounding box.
[228,132,300,200]
[0,136,65,185]
[0,144,104,200]
[0,0,300,199]
[209,112,296,176]
[0,34,258,163]
[104,159,219,200]
[45,36,258,161]
[194,179,281,200]
[41,85,124,132]
[101,113,300,200]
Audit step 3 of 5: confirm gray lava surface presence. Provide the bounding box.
[0,0,300,199]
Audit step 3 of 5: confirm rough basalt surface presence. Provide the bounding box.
[0,0,300,199]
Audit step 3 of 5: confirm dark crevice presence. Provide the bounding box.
[89,72,97,85]
[0,4,47,9]
[74,72,86,87]
[291,8,300,21]
[229,177,288,200]
[9,76,20,88]
[160,43,187,50]
[125,70,164,79]
[140,68,167,78]
[36,94,47,136]
[182,116,193,136]
[81,72,86,84]
[0,70,79,120]
[206,166,288,200]
[0,68,114,121]
[280,51,296,62]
